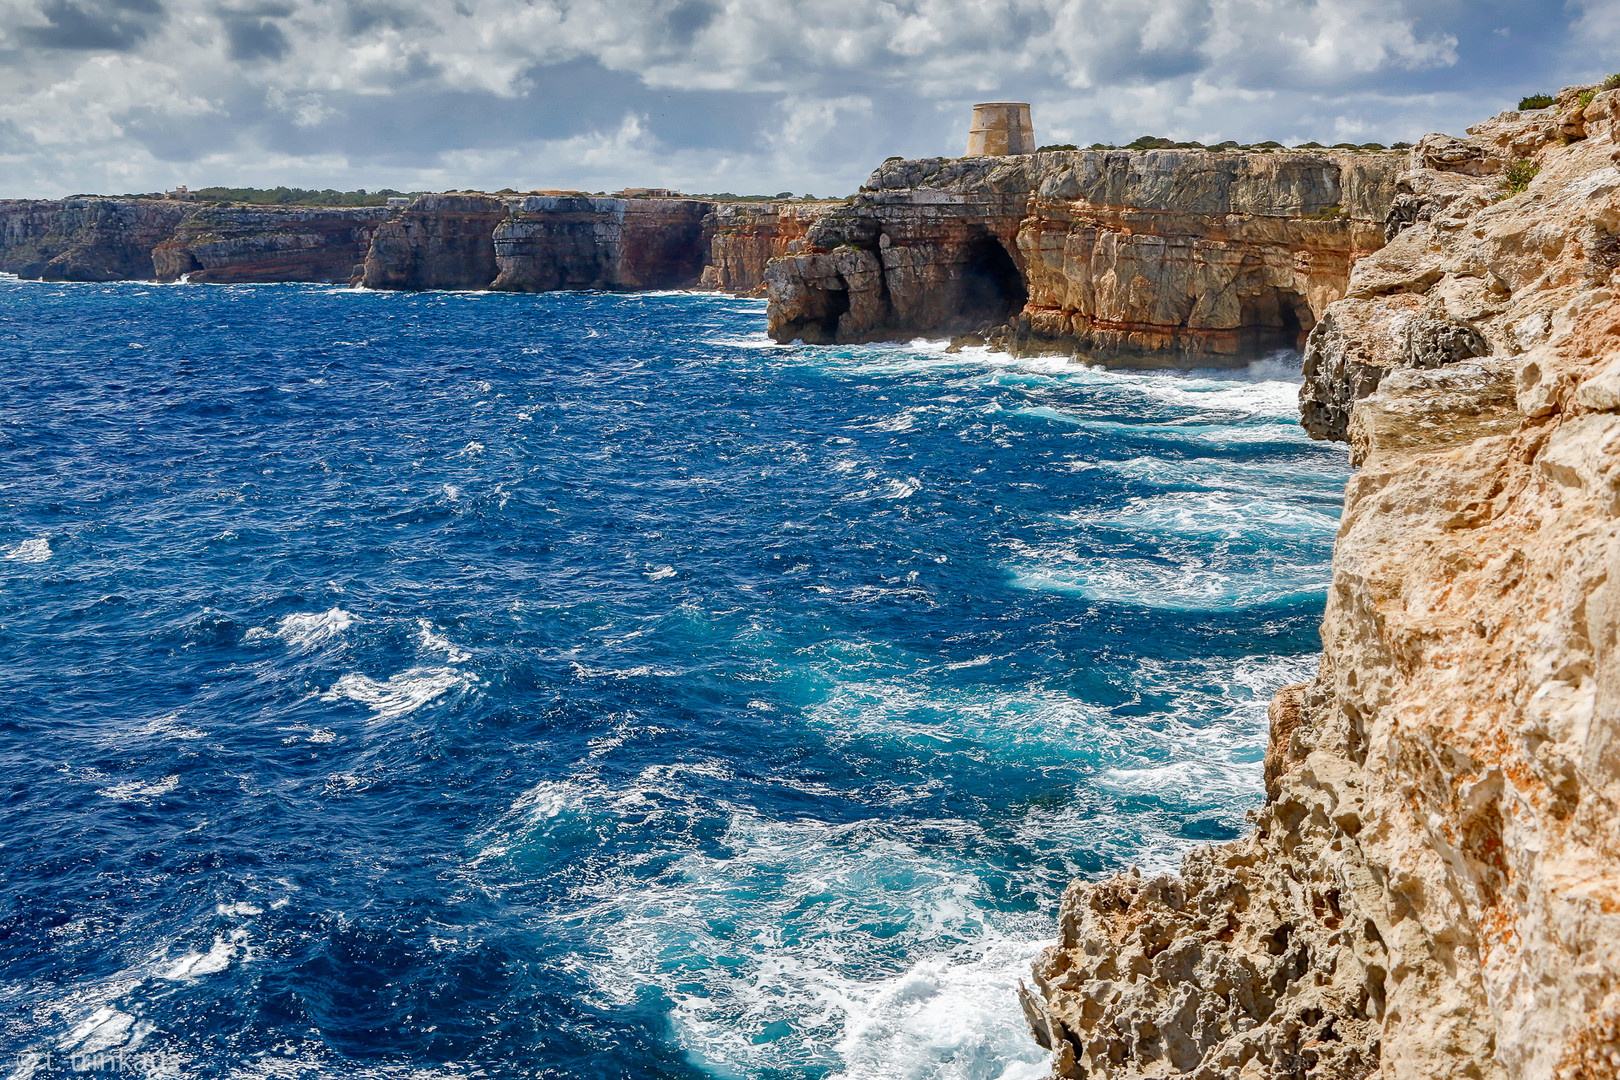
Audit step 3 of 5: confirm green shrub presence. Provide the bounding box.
[191,185,413,206]
[1499,160,1540,198]
[1358,142,1388,150]
[1518,93,1555,110]
[1578,88,1598,108]
[1605,73,1620,91]
[1036,143,1078,152]
[1126,135,1176,149]
[1331,142,1360,149]
[1295,141,1325,149]
[1391,141,1413,150]
[1251,140,1283,149]
[1211,140,1241,150]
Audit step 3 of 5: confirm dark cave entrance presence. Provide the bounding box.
[807,281,851,344]
[784,278,850,345]
[1238,286,1312,354]
[959,236,1027,326]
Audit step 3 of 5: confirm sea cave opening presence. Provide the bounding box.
[791,279,850,344]
[959,235,1027,327]
[1238,286,1312,354]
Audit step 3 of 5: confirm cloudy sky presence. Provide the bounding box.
[1,0,1617,198]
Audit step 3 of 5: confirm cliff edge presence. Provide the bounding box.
[1022,89,1620,1080]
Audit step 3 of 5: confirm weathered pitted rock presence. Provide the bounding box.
[699,201,832,295]
[0,198,194,280]
[491,196,712,292]
[1300,299,1491,441]
[153,204,390,284]
[1299,93,1620,441]
[764,150,1400,363]
[1029,89,1620,1080]
[360,194,511,290]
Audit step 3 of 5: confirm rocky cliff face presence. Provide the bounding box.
[490,196,711,292]
[1023,90,1620,1080]
[360,194,510,291]
[764,151,1399,357]
[152,204,389,284]
[699,201,829,295]
[0,198,194,281]
[0,192,724,294]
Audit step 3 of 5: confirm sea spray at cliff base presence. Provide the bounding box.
[0,280,1345,1078]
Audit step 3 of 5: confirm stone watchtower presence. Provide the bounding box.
[966,103,1035,156]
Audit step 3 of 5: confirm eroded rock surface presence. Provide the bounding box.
[491,196,711,292]
[360,194,510,290]
[152,204,389,284]
[764,150,1399,359]
[1027,90,1620,1080]
[0,198,194,281]
[699,201,831,295]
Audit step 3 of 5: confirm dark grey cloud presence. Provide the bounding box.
[341,0,421,35]
[16,0,165,51]
[221,3,292,62]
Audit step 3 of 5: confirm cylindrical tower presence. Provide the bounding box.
[966,102,1035,156]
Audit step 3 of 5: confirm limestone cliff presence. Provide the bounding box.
[763,151,1399,357]
[0,198,194,281]
[490,196,711,292]
[360,194,510,291]
[1023,91,1620,1080]
[152,204,389,284]
[698,201,830,295]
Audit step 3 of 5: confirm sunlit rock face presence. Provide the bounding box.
[1025,90,1620,1080]
[764,150,1399,361]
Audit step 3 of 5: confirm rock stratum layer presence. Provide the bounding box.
[1023,90,1620,1080]
[764,150,1399,360]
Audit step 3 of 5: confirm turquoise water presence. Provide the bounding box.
[0,280,1346,1079]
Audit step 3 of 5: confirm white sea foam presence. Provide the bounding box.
[97,775,179,802]
[1007,557,1328,611]
[644,564,676,581]
[160,927,252,981]
[321,666,475,720]
[1055,491,1338,543]
[415,619,471,662]
[4,537,51,563]
[246,608,356,649]
[140,713,207,740]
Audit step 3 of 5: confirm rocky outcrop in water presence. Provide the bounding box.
[1024,88,1620,1080]
[152,204,390,284]
[491,196,711,292]
[360,194,510,291]
[764,150,1400,358]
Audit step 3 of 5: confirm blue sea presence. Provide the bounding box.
[0,279,1347,1080]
